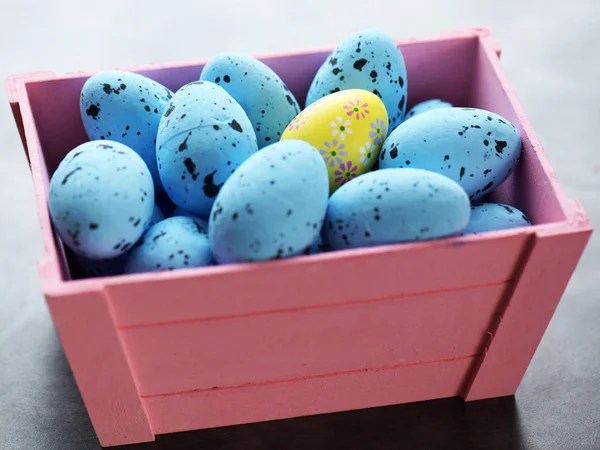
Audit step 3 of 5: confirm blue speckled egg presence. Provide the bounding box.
[80,71,173,190]
[209,140,329,264]
[172,205,198,218]
[200,53,300,149]
[462,203,531,235]
[404,99,453,121]
[150,202,165,226]
[124,216,212,274]
[71,251,128,278]
[156,81,258,219]
[48,140,154,259]
[379,108,522,201]
[323,168,470,250]
[306,29,407,129]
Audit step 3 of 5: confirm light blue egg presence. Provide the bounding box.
[379,108,522,201]
[462,203,531,235]
[200,53,300,149]
[150,202,165,226]
[48,140,154,259]
[124,216,212,274]
[156,81,258,219]
[323,168,470,250]
[404,99,452,121]
[209,140,329,264]
[306,29,407,128]
[80,71,173,191]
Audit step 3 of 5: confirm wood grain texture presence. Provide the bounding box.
[46,291,154,447]
[143,356,476,435]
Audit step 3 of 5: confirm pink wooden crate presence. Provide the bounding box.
[7,27,592,447]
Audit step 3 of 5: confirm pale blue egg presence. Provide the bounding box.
[404,99,452,121]
[156,81,258,219]
[200,53,300,148]
[306,29,407,128]
[124,216,212,274]
[462,203,531,235]
[80,70,173,191]
[323,168,470,250]
[209,140,329,263]
[379,107,522,201]
[48,140,154,259]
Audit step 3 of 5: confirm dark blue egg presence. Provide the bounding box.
[200,53,300,149]
[306,29,407,128]
[156,81,258,219]
[80,71,172,191]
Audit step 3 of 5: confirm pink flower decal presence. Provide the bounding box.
[334,160,358,184]
[319,139,347,167]
[288,112,310,131]
[344,99,370,120]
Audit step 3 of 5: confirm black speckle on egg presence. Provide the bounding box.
[223,75,231,83]
[329,57,338,66]
[332,67,342,75]
[484,140,489,146]
[144,105,151,112]
[405,160,411,165]
[369,70,378,79]
[398,76,404,88]
[164,103,175,117]
[459,167,466,180]
[61,167,82,185]
[229,120,243,132]
[398,96,405,111]
[390,147,398,159]
[353,58,368,71]
[85,104,100,119]
[179,133,191,152]
[89,223,98,230]
[286,209,293,216]
[102,83,112,94]
[373,89,382,99]
[330,87,340,94]
[203,170,223,198]
[286,94,295,105]
[495,140,507,154]
[213,125,220,130]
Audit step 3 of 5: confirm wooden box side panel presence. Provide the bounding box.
[143,356,475,435]
[109,234,528,328]
[46,291,154,447]
[121,284,506,397]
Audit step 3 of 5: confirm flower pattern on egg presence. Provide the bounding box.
[288,112,309,132]
[359,141,375,167]
[330,116,353,140]
[344,99,370,120]
[369,118,387,147]
[334,160,358,185]
[319,139,348,167]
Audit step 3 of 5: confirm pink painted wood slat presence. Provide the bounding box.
[108,234,526,328]
[46,291,154,446]
[121,284,506,396]
[464,206,592,400]
[143,356,475,435]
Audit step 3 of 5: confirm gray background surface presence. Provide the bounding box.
[1,1,599,449]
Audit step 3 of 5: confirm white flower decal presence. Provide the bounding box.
[359,141,374,167]
[369,118,388,147]
[329,116,353,140]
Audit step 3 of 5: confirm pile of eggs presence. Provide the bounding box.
[48,29,531,278]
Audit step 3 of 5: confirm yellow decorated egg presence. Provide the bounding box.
[281,89,388,193]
